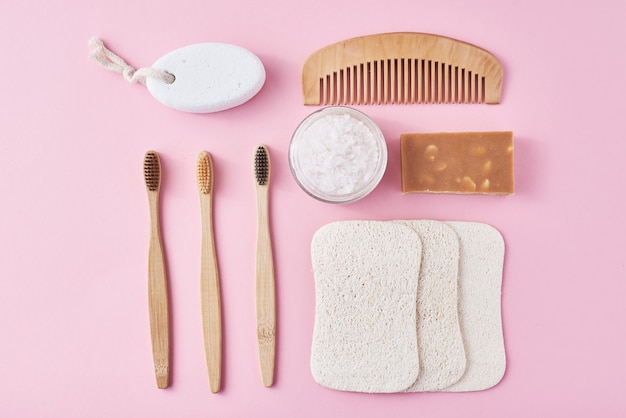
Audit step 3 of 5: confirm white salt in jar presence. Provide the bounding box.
[289,107,387,203]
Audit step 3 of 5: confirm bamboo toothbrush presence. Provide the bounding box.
[143,150,170,389]
[254,145,276,387]
[197,151,222,393]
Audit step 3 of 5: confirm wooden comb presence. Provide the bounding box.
[302,32,503,105]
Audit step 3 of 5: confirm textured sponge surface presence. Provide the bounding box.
[398,220,466,392]
[309,220,506,393]
[444,222,506,392]
[310,221,422,393]
[146,43,265,113]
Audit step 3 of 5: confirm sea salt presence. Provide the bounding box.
[298,114,379,196]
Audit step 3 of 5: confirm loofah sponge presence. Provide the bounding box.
[309,220,506,393]
[310,221,422,393]
[443,222,506,392]
[397,220,467,392]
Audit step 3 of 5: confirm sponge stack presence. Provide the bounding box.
[310,220,506,393]
[310,221,422,393]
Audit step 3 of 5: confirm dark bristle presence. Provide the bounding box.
[254,145,269,186]
[144,151,160,192]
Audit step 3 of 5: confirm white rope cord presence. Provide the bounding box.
[88,37,175,85]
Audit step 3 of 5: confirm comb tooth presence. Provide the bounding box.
[382,59,388,104]
[467,69,472,104]
[334,71,340,105]
[364,62,370,105]
[368,62,373,105]
[360,63,365,105]
[437,62,443,104]
[439,62,448,103]
[422,60,426,103]
[432,61,437,103]
[345,67,351,105]
[421,60,425,103]
[318,77,323,105]
[454,66,459,103]
[330,72,336,105]
[348,67,353,105]
[415,59,420,104]
[479,76,485,104]
[324,74,330,105]
[416,59,421,104]
[463,68,469,103]
[382,59,387,104]
[336,70,341,105]
[353,65,358,105]
[342,69,347,105]
[429,60,434,104]
[410,59,416,104]
[402,59,411,104]
[390,59,397,104]
[379,60,383,104]
[446,64,452,103]
[395,58,401,104]
[327,74,332,105]
[388,59,393,104]
[389,59,398,104]
[459,67,464,103]
[349,65,354,105]
[353,64,358,105]
[424,61,430,103]
[404,58,413,104]
[473,73,479,104]
[371,60,376,104]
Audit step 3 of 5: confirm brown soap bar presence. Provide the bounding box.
[401,132,514,195]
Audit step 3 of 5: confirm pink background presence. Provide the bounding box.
[1,0,624,416]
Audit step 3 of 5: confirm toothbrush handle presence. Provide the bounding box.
[256,187,275,387]
[200,196,222,393]
[147,194,169,389]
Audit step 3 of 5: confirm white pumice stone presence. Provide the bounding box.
[146,43,265,113]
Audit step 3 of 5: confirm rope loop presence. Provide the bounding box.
[88,37,175,85]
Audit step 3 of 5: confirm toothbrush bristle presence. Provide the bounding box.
[197,151,212,194]
[144,151,161,192]
[254,145,269,186]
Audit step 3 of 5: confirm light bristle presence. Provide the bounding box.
[143,151,160,192]
[197,151,212,194]
[254,145,269,186]
[319,59,486,105]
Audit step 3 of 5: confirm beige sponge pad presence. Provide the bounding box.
[398,220,466,392]
[310,221,422,393]
[444,222,506,392]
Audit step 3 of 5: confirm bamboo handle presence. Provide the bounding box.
[255,185,275,387]
[147,192,169,389]
[200,194,222,393]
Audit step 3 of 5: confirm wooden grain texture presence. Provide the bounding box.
[144,151,170,390]
[254,145,275,387]
[302,32,503,105]
[197,151,222,393]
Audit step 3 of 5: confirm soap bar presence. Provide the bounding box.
[145,43,265,113]
[401,132,514,195]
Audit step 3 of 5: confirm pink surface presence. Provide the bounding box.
[1,0,625,416]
